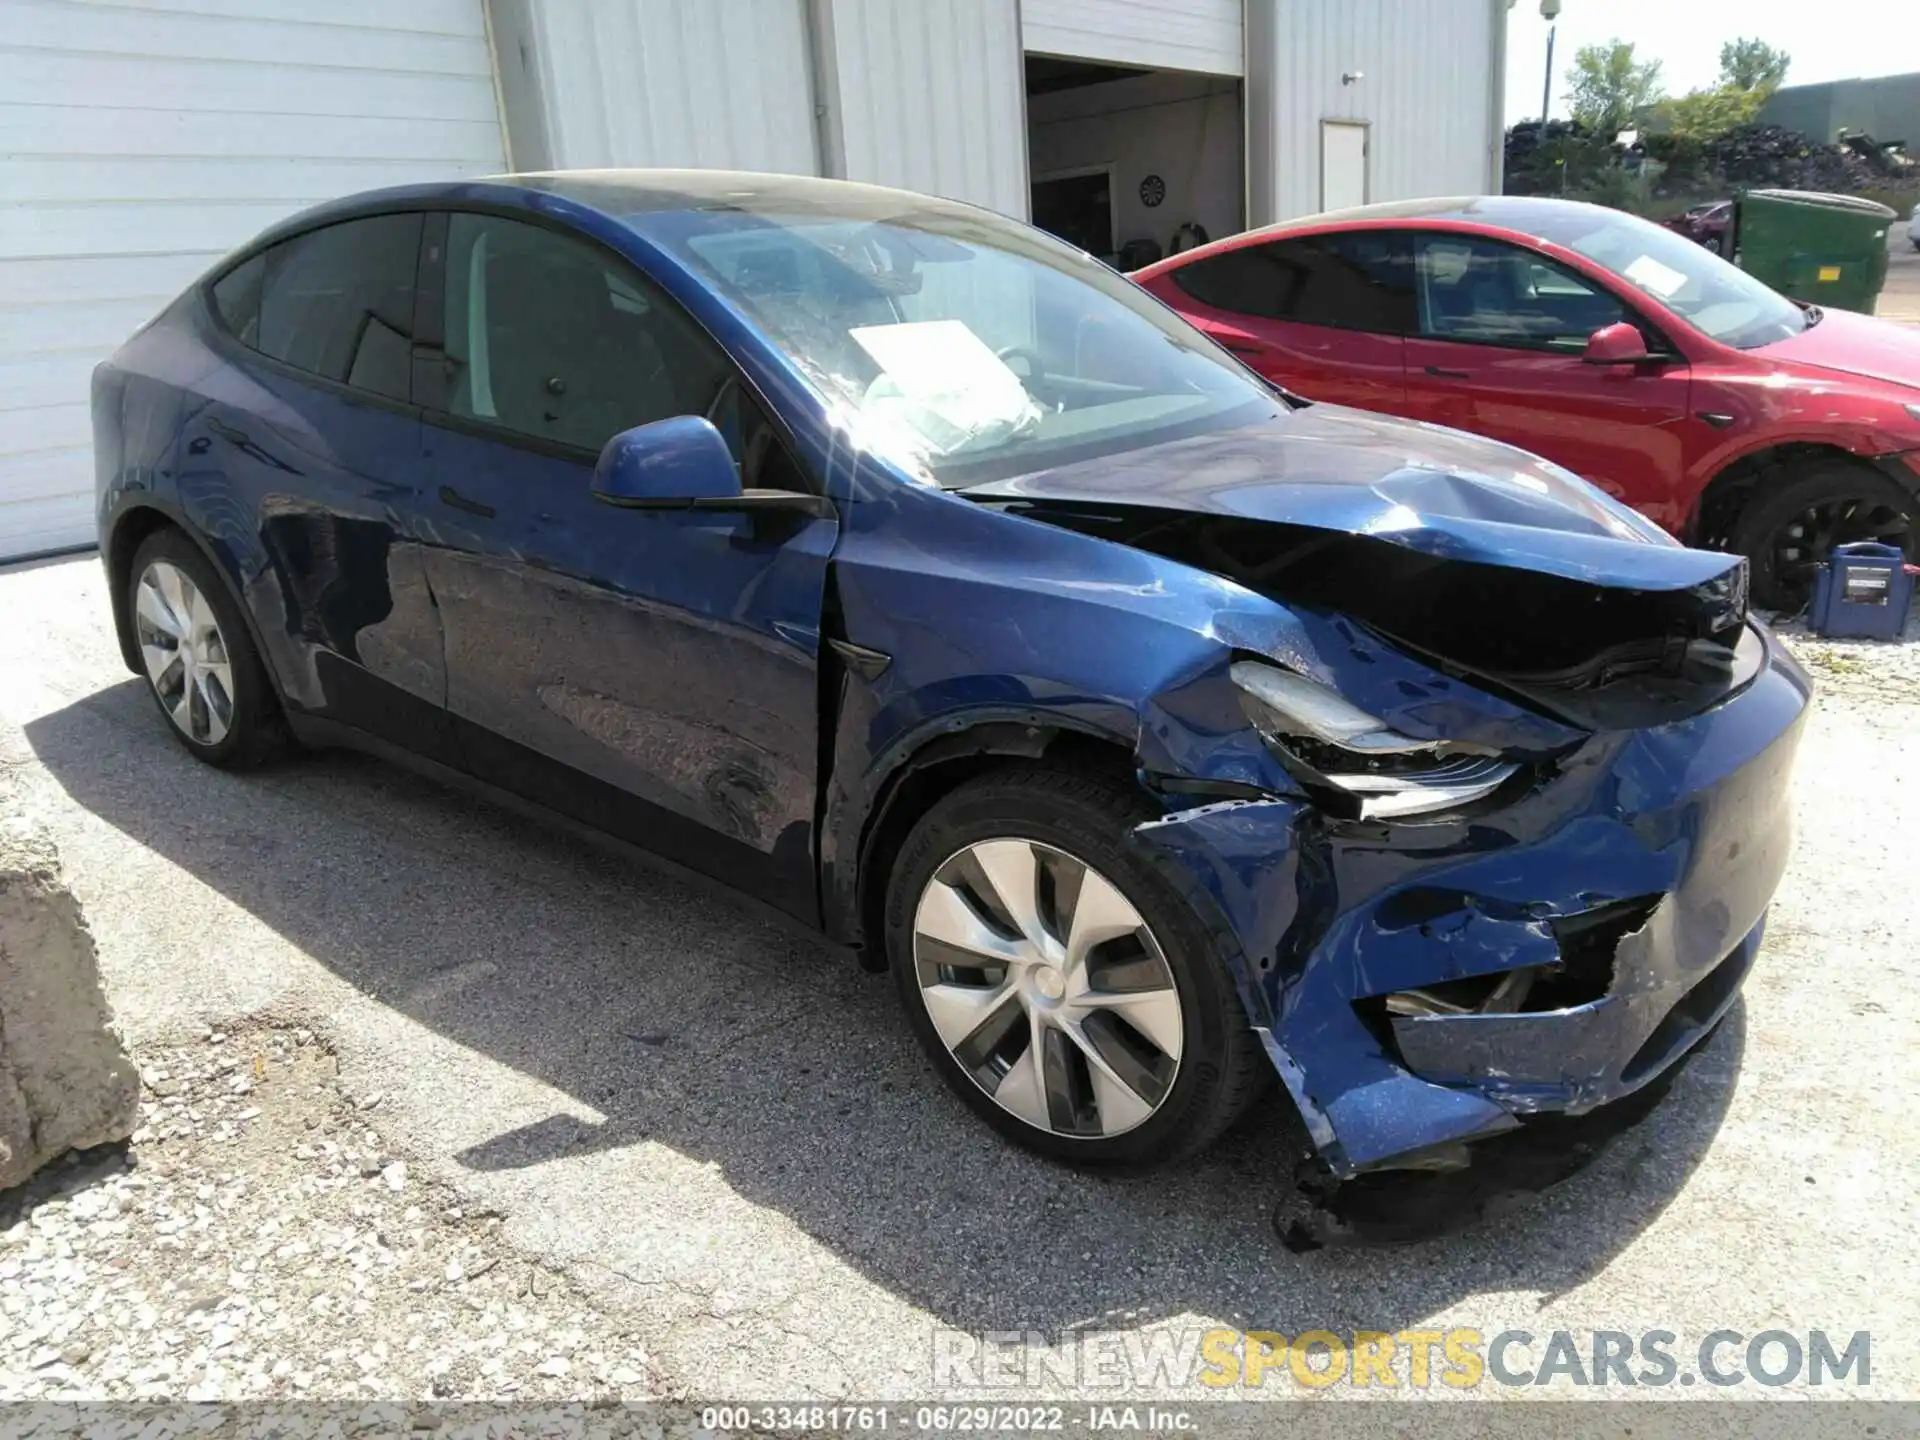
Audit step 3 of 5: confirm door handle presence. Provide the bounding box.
[1222,342,1264,356]
[438,484,495,520]
[1424,365,1472,379]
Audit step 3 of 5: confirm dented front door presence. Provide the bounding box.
[407,208,836,923]
[416,424,836,924]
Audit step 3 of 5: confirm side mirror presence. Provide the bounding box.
[591,415,833,518]
[1583,322,1651,365]
[592,415,742,506]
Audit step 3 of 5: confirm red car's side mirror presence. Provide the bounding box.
[1583,322,1651,365]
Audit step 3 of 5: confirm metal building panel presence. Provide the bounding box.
[814,0,1028,216]
[491,0,818,174]
[0,0,506,560]
[1248,0,1500,225]
[1022,0,1244,77]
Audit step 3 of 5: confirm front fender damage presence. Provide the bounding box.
[1130,794,1693,1251]
[1128,660,1801,1248]
[1131,797,1520,1178]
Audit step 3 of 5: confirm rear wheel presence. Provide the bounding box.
[884,767,1266,1169]
[1727,460,1917,612]
[127,528,286,768]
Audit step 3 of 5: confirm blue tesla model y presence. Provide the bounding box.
[92,172,1808,1223]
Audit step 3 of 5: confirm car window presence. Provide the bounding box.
[1169,234,1415,333]
[1168,245,1292,318]
[1521,204,1806,349]
[652,202,1279,489]
[211,255,264,346]
[440,212,731,455]
[1414,234,1627,352]
[218,214,424,402]
[1287,234,1416,332]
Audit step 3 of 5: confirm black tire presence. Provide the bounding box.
[883,765,1267,1169]
[1703,235,1723,256]
[1727,459,1918,612]
[126,527,287,769]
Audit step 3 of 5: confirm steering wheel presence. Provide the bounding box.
[995,344,1046,381]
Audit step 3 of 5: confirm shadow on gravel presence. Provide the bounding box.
[29,678,1741,1341]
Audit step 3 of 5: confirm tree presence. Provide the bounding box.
[1719,38,1791,94]
[1653,85,1768,142]
[1567,41,1665,141]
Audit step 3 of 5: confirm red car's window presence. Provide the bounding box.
[1413,234,1628,353]
[1171,234,1415,334]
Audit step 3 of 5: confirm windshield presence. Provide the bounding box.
[1524,205,1807,349]
[652,202,1279,486]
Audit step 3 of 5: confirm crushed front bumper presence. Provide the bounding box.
[1137,629,1810,1180]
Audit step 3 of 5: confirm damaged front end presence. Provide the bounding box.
[962,416,1811,1243]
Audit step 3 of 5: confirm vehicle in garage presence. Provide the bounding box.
[92,173,1808,1224]
[1136,196,1920,609]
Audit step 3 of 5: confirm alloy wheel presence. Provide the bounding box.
[135,560,235,746]
[912,838,1184,1138]
[1770,496,1914,605]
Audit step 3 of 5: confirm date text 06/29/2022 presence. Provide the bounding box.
[700,1408,1195,1434]
[695,1331,1872,1434]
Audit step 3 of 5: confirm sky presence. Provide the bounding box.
[1503,0,1920,125]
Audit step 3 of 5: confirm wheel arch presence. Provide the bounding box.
[1687,441,1915,548]
[103,500,281,699]
[829,712,1143,970]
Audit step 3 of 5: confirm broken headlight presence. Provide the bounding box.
[1230,660,1518,820]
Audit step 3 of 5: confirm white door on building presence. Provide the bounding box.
[1320,121,1369,213]
[0,0,508,563]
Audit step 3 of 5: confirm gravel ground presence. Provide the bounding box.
[1,550,1917,1411]
[0,1020,699,1413]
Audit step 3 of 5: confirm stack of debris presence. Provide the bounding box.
[1507,118,1917,209]
[1502,119,1616,195]
[1702,124,1878,192]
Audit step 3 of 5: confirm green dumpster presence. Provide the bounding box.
[1733,189,1897,314]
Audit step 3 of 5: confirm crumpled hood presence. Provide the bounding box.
[1757,305,1920,393]
[964,406,1742,592]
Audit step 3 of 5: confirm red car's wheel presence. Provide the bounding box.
[1730,461,1919,612]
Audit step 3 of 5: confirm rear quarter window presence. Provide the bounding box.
[1169,246,1293,319]
[209,213,423,404]
[210,255,264,347]
[1170,234,1415,334]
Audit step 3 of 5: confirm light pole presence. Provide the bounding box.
[1540,0,1562,124]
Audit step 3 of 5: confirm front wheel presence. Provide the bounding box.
[884,767,1266,1169]
[1727,461,1917,612]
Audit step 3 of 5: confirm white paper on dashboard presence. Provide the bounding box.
[850,319,1025,403]
[849,319,1042,458]
[1623,254,1688,299]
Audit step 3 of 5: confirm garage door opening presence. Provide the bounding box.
[1024,55,1244,270]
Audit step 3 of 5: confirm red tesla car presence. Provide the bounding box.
[1136,197,1920,607]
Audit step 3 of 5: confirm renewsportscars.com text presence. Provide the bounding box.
[932,1327,1871,1390]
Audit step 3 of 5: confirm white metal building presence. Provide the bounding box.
[0,0,1507,562]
